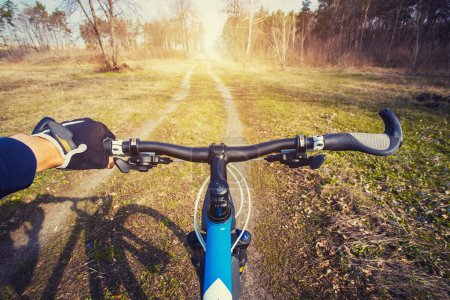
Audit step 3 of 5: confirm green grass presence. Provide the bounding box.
[215,62,449,299]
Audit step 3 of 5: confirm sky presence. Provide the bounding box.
[22,0,319,50]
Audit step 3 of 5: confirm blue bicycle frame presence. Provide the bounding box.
[202,217,233,299]
[197,152,242,300]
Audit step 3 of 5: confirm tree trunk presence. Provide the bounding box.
[271,25,280,67]
[53,29,60,50]
[184,26,189,56]
[411,0,422,70]
[232,17,237,61]
[24,22,40,52]
[291,12,296,50]
[300,38,305,67]
[300,14,305,66]
[411,29,420,70]
[0,31,9,50]
[282,16,286,70]
[245,0,254,66]
[358,0,371,50]
[108,0,118,68]
[384,0,404,66]
[79,0,110,69]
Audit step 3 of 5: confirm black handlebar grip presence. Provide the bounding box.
[103,138,113,154]
[322,108,403,156]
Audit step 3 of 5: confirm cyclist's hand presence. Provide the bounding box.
[32,117,115,170]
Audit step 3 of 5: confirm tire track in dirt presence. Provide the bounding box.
[207,64,272,300]
[0,64,197,287]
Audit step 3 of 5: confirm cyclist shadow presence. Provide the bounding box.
[0,198,44,298]
[0,194,187,299]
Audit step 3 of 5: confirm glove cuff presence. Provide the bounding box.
[32,118,89,169]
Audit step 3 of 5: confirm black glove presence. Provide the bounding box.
[32,117,115,170]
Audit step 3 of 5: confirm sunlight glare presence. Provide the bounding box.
[197,0,226,55]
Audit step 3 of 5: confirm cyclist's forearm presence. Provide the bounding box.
[0,135,63,199]
[0,137,33,198]
[11,134,63,172]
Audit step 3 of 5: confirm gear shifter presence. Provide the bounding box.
[265,149,325,169]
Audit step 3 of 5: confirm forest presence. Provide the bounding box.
[222,0,449,70]
[0,0,448,72]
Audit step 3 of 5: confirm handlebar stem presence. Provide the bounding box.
[207,155,232,223]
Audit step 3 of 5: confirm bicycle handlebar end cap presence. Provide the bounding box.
[378,107,403,146]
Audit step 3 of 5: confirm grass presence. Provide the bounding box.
[0,58,448,299]
[213,62,449,299]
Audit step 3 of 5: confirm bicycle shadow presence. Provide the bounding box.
[0,194,188,299]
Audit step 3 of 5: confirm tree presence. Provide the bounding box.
[410,0,428,70]
[296,0,314,66]
[223,0,245,61]
[270,10,295,70]
[143,18,178,54]
[75,0,110,68]
[65,0,129,70]
[142,14,202,58]
[80,18,108,49]
[219,0,448,71]
[22,1,50,50]
[173,0,194,57]
[1,1,72,54]
[243,0,267,66]
[115,19,140,50]
[250,7,270,58]
[107,0,118,68]
[384,0,405,66]
[49,9,71,50]
[0,0,16,49]
[245,0,254,62]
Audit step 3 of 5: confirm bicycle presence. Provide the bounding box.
[103,108,403,299]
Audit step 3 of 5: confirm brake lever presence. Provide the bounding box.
[265,150,325,170]
[114,157,132,173]
[286,154,325,169]
[114,153,172,173]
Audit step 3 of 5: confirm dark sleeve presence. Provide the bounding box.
[0,137,37,199]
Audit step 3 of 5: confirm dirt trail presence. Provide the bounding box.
[207,64,271,300]
[0,64,197,288]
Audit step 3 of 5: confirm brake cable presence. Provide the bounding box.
[229,164,252,253]
[229,166,244,218]
[194,175,209,251]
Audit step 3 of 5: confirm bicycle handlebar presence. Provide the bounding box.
[104,108,402,162]
[323,108,403,156]
[109,139,299,162]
